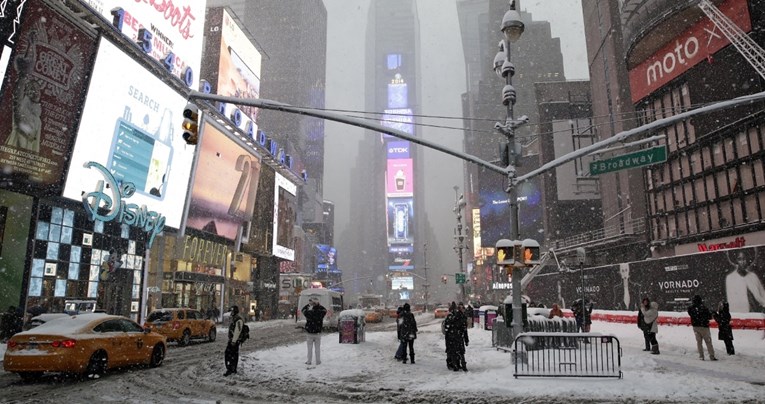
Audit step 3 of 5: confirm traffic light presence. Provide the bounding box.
[517,239,541,266]
[499,141,510,167]
[441,275,448,284]
[182,103,200,145]
[495,239,514,265]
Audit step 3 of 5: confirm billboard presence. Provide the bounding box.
[63,39,194,228]
[627,0,750,102]
[202,7,262,134]
[388,245,414,271]
[185,121,262,240]
[82,0,206,86]
[391,276,414,291]
[386,159,413,196]
[381,108,413,138]
[388,81,407,109]
[273,172,297,261]
[0,3,97,195]
[386,196,414,245]
[387,141,410,159]
[315,244,338,273]
[524,246,765,314]
[241,164,274,255]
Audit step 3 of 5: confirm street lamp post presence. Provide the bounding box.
[453,186,467,303]
[494,1,526,339]
[422,243,430,312]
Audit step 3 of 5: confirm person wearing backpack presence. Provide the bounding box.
[224,305,244,376]
[302,297,327,365]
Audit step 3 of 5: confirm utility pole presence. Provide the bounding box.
[453,186,467,302]
[422,243,430,312]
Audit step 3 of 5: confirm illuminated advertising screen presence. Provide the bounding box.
[388,245,414,271]
[381,108,413,139]
[386,53,402,70]
[386,141,410,159]
[242,164,274,255]
[63,39,195,229]
[398,290,411,300]
[391,276,414,290]
[82,0,206,86]
[388,82,407,109]
[0,2,97,195]
[202,8,262,134]
[386,159,414,196]
[315,244,338,273]
[185,121,262,240]
[273,172,297,261]
[386,196,414,245]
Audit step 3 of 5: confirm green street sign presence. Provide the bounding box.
[455,273,466,284]
[590,145,667,175]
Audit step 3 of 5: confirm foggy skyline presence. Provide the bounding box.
[323,0,587,300]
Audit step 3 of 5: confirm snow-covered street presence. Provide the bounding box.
[229,314,765,403]
[2,313,764,403]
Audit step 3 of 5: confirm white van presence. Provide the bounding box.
[296,289,344,330]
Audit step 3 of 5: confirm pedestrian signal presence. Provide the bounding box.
[182,103,200,145]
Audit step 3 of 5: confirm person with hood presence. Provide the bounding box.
[302,297,327,365]
[224,305,244,376]
[466,304,475,328]
[713,301,734,355]
[398,303,418,364]
[640,297,660,354]
[394,306,406,361]
[548,303,564,319]
[688,295,716,361]
[571,299,593,333]
[637,298,651,351]
[443,302,469,371]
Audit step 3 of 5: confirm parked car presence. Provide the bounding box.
[4,313,166,380]
[434,306,450,318]
[24,313,70,331]
[144,308,217,346]
[364,310,383,323]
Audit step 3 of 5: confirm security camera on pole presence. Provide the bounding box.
[493,1,528,346]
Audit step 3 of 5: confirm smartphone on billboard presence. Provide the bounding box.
[106,118,172,200]
[394,203,408,240]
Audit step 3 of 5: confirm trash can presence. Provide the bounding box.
[338,310,365,344]
[484,309,498,330]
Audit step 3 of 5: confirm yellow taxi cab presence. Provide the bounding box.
[144,308,217,346]
[4,313,166,380]
[364,310,383,323]
[434,305,450,318]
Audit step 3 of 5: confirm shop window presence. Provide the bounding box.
[748,126,762,153]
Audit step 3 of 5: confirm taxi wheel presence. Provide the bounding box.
[150,344,165,368]
[207,327,217,342]
[18,372,43,382]
[86,351,107,378]
[179,329,191,346]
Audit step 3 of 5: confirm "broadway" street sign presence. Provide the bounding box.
[590,145,667,175]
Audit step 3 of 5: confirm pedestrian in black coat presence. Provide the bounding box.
[398,303,418,364]
[713,301,735,355]
[637,299,651,351]
[688,295,717,361]
[443,302,469,371]
[224,305,244,376]
[394,306,406,360]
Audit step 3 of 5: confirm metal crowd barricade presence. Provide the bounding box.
[513,332,622,379]
[493,316,579,352]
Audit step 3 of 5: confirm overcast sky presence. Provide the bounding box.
[322,0,587,296]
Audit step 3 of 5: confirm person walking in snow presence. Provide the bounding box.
[571,298,593,333]
[688,295,716,361]
[640,297,660,354]
[224,305,244,376]
[713,301,735,355]
[443,302,469,371]
[302,297,327,365]
[637,298,651,351]
[394,306,406,360]
[398,303,418,364]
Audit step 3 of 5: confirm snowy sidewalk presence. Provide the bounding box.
[234,314,765,402]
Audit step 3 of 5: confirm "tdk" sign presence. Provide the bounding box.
[387,140,410,159]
